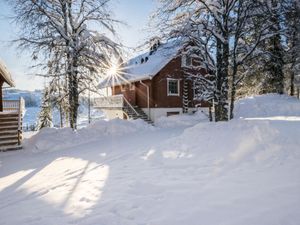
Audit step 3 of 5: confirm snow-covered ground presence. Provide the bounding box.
[0,94,300,225]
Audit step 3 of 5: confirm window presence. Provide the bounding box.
[193,80,198,98]
[121,84,125,92]
[130,83,135,90]
[181,54,192,67]
[167,78,180,96]
[186,56,192,66]
[167,111,180,117]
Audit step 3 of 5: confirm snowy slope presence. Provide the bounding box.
[234,93,300,119]
[0,94,300,225]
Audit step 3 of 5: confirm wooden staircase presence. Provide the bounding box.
[123,98,154,125]
[0,98,24,152]
[94,95,154,125]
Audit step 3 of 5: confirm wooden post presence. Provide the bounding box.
[17,97,24,145]
[0,80,3,112]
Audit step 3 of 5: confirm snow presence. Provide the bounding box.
[0,60,15,87]
[125,41,180,79]
[24,119,154,152]
[155,109,209,128]
[234,94,300,119]
[0,94,300,225]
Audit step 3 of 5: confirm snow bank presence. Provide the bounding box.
[235,94,300,119]
[155,110,209,128]
[24,119,153,152]
[158,119,299,167]
[145,119,300,225]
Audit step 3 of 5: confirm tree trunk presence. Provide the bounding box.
[209,104,213,122]
[290,70,295,96]
[214,37,223,121]
[265,0,284,94]
[214,11,229,122]
[219,37,229,121]
[70,56,79,130]
[229,65,238,120]
[67,62,74,128]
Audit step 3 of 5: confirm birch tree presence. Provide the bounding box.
[8,0,121,129]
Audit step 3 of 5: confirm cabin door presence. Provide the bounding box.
[123,83,136,106]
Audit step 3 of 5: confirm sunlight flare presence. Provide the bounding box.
[101,56,146,88]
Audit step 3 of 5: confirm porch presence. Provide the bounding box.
[0,98,25,151]
[94,94,125,109]
[94,95,153,124]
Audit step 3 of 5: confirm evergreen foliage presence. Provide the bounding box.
[38,88,53,130]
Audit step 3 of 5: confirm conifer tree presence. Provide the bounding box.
[283,0,300,96]
[262,0,285,94]
[38,88,53,130]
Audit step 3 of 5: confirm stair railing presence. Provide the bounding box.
[17,97,25,145]
[123,96,140,117]
[3,100,20,112]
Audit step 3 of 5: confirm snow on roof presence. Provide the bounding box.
[0,60,15,87]
[99,40,181,88]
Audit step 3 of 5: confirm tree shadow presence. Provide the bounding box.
[0,127,185,224]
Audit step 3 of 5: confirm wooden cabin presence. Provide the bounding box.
[0,61,25,151]
[94,41,207,124]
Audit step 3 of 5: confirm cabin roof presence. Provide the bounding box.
[0,60,15,87]
[98,40,181,88]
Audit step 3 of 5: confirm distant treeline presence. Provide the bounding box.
[24,95,39,107]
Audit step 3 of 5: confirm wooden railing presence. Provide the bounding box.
[94,94,140,117]
[18,98,25,145]
[3,100,21,112]
[94,95,124,108]
[2,98,25,145]
[123,96,140,116]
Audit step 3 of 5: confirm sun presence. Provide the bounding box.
[101,56,136,87]
[107,64,119,76]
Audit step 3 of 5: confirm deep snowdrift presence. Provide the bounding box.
[234,93,300,119]
[155,109,209,128]
[24,118,154,152]
[0,94,300,225]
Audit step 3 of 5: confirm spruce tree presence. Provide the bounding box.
[262,0,285,94]
[38,88,53,130]
[283,0,300,96]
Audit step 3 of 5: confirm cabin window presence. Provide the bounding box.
[187,56,192,66]
[181,54,192,67]
[167,78,180,96]
[167,112,180,117]
[130,83,135,90]
[121,84,126,92]
[193,80,198,98]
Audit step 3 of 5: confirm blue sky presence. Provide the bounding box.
[0,0,156,91]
